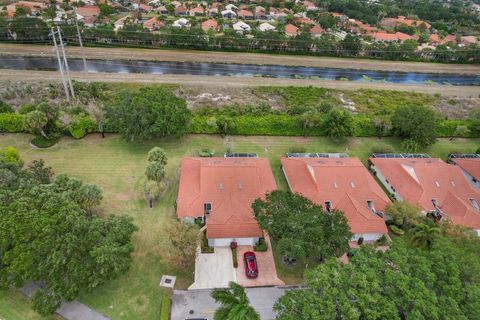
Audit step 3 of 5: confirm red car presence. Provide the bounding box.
[244,251,258,278]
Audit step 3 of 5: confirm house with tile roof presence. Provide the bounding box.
[237,9,254,20]
[370,156,480,235]
[143,16,165,31]
[449,154,480,190]
[189,6,205,16]
[177,157,277,247]
[284,24,299,37]
[380,16,431,30]
[281,156,389,241]
[201,18,219,32]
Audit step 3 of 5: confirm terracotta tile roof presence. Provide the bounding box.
[237,9,253,18]
[143,17,164,30]
[177,157,277,239]
[201,18,218,31]
[370,158,480,230]
[380,16,431,29]
[175,5,188,13]
[189,6,204,14]
[281,157,389,235]
[75,5,100,17]
[284,23,299,36]
[451,158,480,181]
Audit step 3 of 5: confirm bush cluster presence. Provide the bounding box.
[0,113,25,133]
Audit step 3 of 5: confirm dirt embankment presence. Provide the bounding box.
[1,43,480,75]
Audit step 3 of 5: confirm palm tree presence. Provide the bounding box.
[410,223,440,249]
[25,110,48,138]
[211,282,260,320]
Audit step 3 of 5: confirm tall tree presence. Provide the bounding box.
[322,109,354,140]
[410,223,440,249]
[211,282,260,320]
[25,110,48,138]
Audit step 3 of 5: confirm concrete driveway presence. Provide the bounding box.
[172,287,287,320]
[189,247,236,290]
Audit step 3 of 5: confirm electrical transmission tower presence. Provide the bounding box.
[73,7,88,75]
[50,26,75,101]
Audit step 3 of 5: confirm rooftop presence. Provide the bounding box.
[281,157,389,235]
[177,157,277,239]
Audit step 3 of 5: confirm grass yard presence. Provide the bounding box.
[0,133,478,319]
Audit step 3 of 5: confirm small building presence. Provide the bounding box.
[284,24,299,37]
[379,16,431,30]
[177,157,277,247]
[174,5,188,16]
[143,16,165,31]
[310,24,324,37]
[221,9,237,19]
[370,155,480,235]
[201,18,219,32]
[189,6,205,16]
[172,17,191,28]
[449,154,480,190]
[237,9,254,20]
[232,20,251,33]
[258,22,275,32]
[281,156,390,241]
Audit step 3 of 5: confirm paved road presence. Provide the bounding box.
[172,287,287,320]
[19,282,110,320]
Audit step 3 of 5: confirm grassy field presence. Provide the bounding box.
[0,133,478,319]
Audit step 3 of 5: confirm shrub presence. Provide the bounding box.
[68,116,97,139]
[288,146,307,153]
[31,134,61,148]
[371,145,394,154]
[232,247,238,268]
[322,109,354,139]
[392,105,437,147]
[476,147,480,154]
[375,235,389,246]
[201,230,214,253]
[389,225,405,236]
[18,103,36,114]
[0,113,25,132]
[0,146,22,165]
[160,296,171,320]
[198,149,214,157]
[0,100,13,113]
[254,238,268,252]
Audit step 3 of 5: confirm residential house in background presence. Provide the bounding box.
[284,24,299,37]
[201,18,219,31]
[370,156,480,235]
[281,156,390,241]
[258,22,275,32]
[143,16,165,31]
[233,20,250,33]
[176,157,277,247]
[172,17,190,28]
[221,9,237,19]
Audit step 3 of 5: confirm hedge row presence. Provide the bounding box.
[189,115,479,137]
[1,112,478,138]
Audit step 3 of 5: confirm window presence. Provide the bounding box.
[325,201,331,212]
[470,198,480,211]
[204,202,212,214]
[367,200,375,213]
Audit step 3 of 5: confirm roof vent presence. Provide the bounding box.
[450,180,456,187]
[435,181,440,188]
[238,182,243,190]
[218,183,224,190]
[470,198,480,212]
[333,182,338,189]
[350,182,356,188]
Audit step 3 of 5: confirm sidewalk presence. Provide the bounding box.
[19,282,110,320]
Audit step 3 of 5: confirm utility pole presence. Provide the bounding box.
[51,27,71,102]
[57,26,75,99]
[73,7,88,75]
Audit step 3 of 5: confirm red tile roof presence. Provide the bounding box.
[284,24,299,36]
[370,158,480,230]
[143,17,164,31]
[237,9,254,18]
[177,157,277,239]
[76,5,100,17]
[451,158,480,181]
[201,19,218,31]
[281,157,389,235]
[310,24,324,35]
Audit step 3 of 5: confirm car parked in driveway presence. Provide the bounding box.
[244,251,258,278]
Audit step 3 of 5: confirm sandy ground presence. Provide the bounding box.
[0,69,478,97]
[0,43,479,75]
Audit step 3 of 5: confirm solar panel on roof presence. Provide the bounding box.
[224,153,258,158]
[449,154,480,159]
[371,153,431,159]
[286,153,348,158]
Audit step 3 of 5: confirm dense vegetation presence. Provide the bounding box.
[0,148,137,315]
[253,191,352,264]
[275,220,480,319]
[0,84,479,148]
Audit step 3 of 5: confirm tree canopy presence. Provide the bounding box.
[0,156,136,315]
[105,87,191,142]
[392,105,437,147]
[252,190,352,262]
[275,234,480,320]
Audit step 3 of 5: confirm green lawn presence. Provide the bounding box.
[0,133,478,319]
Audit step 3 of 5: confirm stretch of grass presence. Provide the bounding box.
[0,133,478,318]
[0,289,59,320]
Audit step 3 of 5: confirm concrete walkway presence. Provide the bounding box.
[189,247,236,290]
[172,287,287,320]
[19,282,110,320]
